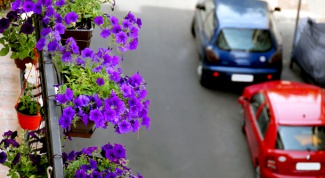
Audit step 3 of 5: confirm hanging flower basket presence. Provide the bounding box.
[15,103,42,131]
[61,28,93,51]
[15,58,43,131]
[66,120,96,138]
[13,48,39,70]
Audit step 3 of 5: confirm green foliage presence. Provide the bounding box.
[55,0,113,29]
[0,13,37,60]
[0,130,49,178]
[17,82,43,116]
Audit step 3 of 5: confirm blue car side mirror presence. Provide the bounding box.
[196,3,205,11]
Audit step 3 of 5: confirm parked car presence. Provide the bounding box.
[191,0,283,87]
[238,80,325,178]
[290,18,325,87]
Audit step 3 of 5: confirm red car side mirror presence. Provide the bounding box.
[238,96,247,105]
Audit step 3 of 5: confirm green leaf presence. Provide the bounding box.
[0,47,9,56]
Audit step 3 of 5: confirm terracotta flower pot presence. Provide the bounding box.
[14,57,37,70]
[16,110,42,131]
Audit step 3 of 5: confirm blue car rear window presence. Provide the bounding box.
[216,28,273,52]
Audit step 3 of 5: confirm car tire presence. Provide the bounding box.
[289,58,294,69]
[197,63,209,87]
[255,165,261,178]
[191,18,196,38]
[241,118,246,135]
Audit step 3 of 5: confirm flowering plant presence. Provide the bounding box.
[0,9,37,60]
[63,143,143,178]
[0,129,50,177]
[54,43,150,134]
[53,0,115,29]
[17,63,43,116]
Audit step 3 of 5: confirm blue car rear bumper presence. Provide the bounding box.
[202,65,282,83]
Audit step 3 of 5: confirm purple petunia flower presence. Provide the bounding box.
[96,78,105,86]
[111,25,121,34]
[132,119,141,132]
[109,71,121,83]
[116,31,128,44]
[59,115,72,129]
[70,42,79,54]
[41,0,52,7]
[129,72,143,87]
[67,150,75,161]
[55,94,67,104]
[63,106,76,118]
[62,51,72,63]
[65,88,74,101]
[36,38,46,50]
[47,40,58,52]
[76,57,85,66]
[76,169,87,178]
[126,12,136,23]
[55,0,65,7]
[121,84,132,98]
[137,172,143,178]
[54,23,65,34]
[142,115,150,130]
[128,38,138,51]
[106,172,116,178]
[137,18,142,28]
[12,153,20,165]
[54,13,63,23]
[92,171,101,178]
[105,149,116,161]
[138,89,148,99]
[64,12,78,25]
[11,0,20,11]
[94,94,102,108]
[33,2,42,14]
[90,159,97,169]
[92,66,102,73]
[2,130,13,137]
[23,1,34,12]
[41,27,51,37]
[42,16,50,25]
[130,27,139,38]
[6,11,18,21]
[53,31,61,41]
[0,152,7,164]
[110,16,119,25]
[21,22,34,34]
[0,18,10,30]
[122,19,132,29]
[103,108,116,123]
[89,109,103,122]
[45,6,55,17]
[94,16,104,26]
[81,48,94,58]
[118,121,131,134]
[116,168,123,176]
[113,143,126,159]
[100,28,111,38]
[29,154,41,164]
[81,113,89,125]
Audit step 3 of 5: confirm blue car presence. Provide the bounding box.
[191,0,283,87]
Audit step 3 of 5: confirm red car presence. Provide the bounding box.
[238,80,325,178]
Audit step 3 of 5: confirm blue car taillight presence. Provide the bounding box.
[206,46,219,62]
[268,49,282,66]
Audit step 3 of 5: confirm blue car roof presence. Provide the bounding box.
[215,0,270,29]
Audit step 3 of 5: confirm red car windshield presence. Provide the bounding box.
[216,28,273,52]
[276,126,325,151]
